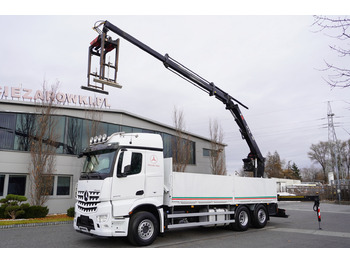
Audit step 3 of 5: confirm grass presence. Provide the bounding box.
[0,214,73,226]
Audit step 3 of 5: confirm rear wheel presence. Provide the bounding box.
[232,206,250,231]
[252,205,268,228]
[127,211,159,246]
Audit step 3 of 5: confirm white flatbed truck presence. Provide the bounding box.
[74,132,279,246]
[75,21,321,246]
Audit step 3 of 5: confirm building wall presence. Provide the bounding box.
[0,100,226,214]
[0,151,83,214]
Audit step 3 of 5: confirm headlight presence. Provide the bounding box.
[96,214,109,223]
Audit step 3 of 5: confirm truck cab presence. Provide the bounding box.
[74,132,164,241]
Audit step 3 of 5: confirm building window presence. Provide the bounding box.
[81,119,108,150]
[81,120,92,150]
[14,113,36,151]
[189,140,196,165]
[98,122,108,137]
[66,117,83,155]
[132,127,143,133]
[142,129,155,134]
[56,176,71,196]
[0,112,199,167]
[0,175,5,196]
[107,123,120,136]
[0,113,15,150]
[203,148,217,157]
[41,176,54,196]
[8,175,26,196]
[39,175,72,197]
[121,125,133,133]
[51,116,66,154]
[162,133,173,158]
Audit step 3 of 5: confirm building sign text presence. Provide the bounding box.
[0,86,111,108]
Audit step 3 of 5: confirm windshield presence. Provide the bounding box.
[81,150,116,180]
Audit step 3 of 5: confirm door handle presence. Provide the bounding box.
[136,190,144,196]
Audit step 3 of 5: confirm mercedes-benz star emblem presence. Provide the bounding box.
[84,190,89,202]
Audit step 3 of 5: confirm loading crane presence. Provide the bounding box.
[81,20,265,177]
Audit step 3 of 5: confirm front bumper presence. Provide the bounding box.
[74,202,129,237]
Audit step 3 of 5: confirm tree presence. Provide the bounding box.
[209,119,226,175]
[308,141,330,183]
[264,151,284,178]
[301,166,323,182]
[308,139,350,182]
[336,139,350,179]
[84,104,104,142]
[343,139,350,178]
[291,162,301,180]
[172,107,191,172]
[0,194,29,220]
[312,16,350,89]
[282,161,302,180]
[15,114,36,151]
[28,81,59,206]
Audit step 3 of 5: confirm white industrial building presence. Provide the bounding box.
[0,94,224,214]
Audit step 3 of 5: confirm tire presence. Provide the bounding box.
[127,211,159,246]
[232,206,250,231]
[252,205,268,228]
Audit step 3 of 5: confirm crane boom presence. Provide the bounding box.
[89,20,265,177]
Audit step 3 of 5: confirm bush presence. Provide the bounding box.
[0,205,9,219]
[0,194,28,219]
[0,195,49,219]
[21,205,49,218]
[67,207,75,217]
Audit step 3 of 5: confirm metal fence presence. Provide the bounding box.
[286,180,350,201]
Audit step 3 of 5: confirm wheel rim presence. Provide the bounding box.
[257,208,266,224]
[239,210,249,227]
[138,219,154,240]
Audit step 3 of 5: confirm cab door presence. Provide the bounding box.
[111,149,145,217]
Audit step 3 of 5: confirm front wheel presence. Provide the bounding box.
[127,211,159,246]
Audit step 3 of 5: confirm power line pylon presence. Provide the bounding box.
[327,101,342,202]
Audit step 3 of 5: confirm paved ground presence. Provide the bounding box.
[0,201,349,248]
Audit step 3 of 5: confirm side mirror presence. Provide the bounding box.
[117,165,131,177]
[123,165,131,174]
[117,150,132,177]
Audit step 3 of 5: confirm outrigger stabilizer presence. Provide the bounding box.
[277,195,322,230]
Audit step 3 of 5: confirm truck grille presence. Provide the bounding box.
[77,190,100,213]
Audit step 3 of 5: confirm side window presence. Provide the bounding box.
[129,153,142,175]
[116,151,124,175]
[117,151,143,176]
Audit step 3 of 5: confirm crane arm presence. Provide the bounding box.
[95,20,265,177]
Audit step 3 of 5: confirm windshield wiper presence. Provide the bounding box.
[88,172,103,179]
[80,172,90,179]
